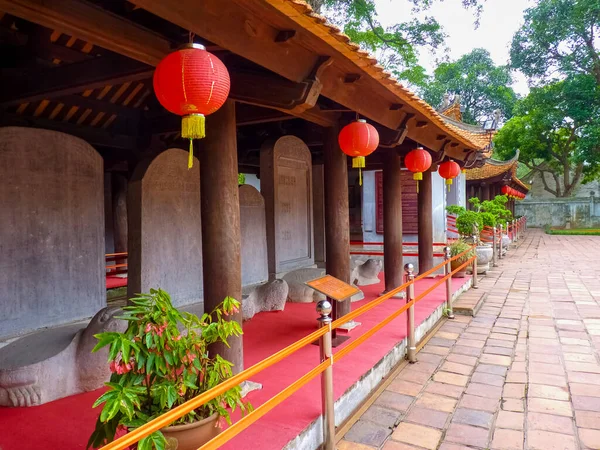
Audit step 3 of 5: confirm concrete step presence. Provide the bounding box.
[452,289,488,317]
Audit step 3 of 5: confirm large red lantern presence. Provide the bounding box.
[501,185,510,196]
[439,160,461,191]
[338,119,379,185]
[404,147,432,192]
[153,43,231,168]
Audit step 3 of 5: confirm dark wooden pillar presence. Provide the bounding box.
[200,100,243,373]
[324,125,351,323]
[418,169,433,274]
[382,150,403,293]
[482,184,490,201]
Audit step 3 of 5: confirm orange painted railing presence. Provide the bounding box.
[100,245,477,450]
[106,252,128,275]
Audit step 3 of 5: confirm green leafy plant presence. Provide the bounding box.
[87,289,251,450]
[449,239,475,264]
[455,210,484,237]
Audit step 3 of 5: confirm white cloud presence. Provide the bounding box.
[374,0,533,95]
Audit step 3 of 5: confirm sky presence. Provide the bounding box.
[374,0,534,95]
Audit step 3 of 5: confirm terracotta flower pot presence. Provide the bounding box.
[450,259,468,278]
[162,413,220,450]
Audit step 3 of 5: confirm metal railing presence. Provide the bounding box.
[99,246,478,450]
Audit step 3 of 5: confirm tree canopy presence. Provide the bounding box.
[306,0,486,86]
[493,74,600,197]
[511,0,600,84]
[420,48,518,124]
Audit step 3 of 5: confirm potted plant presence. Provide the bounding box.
[87,289,251,450]
[449,239,475,278]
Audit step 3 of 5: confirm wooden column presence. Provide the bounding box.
[324,125,351,326]
[382,150,403,293]
[200,100,243,373]
[482,184,490,201]
[418,169,434,274]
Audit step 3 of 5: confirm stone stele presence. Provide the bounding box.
[0,127,105,339]
[242,279,289,321]
[239,184,268,287]
[0,307,126,407]
[128,149,203,306]
[353,259,383,286]
[260,135,314,277]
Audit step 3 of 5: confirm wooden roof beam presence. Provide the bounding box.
[0,54,153,106]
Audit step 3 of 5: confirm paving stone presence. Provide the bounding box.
[484,346,513,356]
[337,440,377,450]
[503,383,525,399]
[528,384,570,401]
[381,441,419,450]
[428,337,455,347]
[399,369,431,384]
[479,354,512,366]
[387,379,423,397]
[527,412,575,434]
[528,398,573,417]
[569,383,600,398]
[568,371,600,385]
[405,406,449,429]
[416,352,444,365]
[390,423,442,450]
[465,383,502,399]
[470,371,505,387]
[432,371,469,387]
[361,405,402,428]
[459,394,499,412]
[579,428,600,449]
[444,423,489,448]
[529,372,568,388]
[440,361,473,376]
[502,398,524,412]
[374,392,415,412]
[572,395,600,412]
[452,408,494,428]
[438,444,472,450]
[575,411,600,430]
[423,382,464,399]
[491,428,523,450]
[476,364,508,376]
[527,430,577,450]
[345,420,391,447]
[452,345,482,357]
[415,393,457,413]
[496,411,524,430]
[421,345,450,356]
[529,362,566,375]
[563,352,598,363]
[446,353,477,366]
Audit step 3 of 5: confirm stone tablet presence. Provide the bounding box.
[239,185,268,286]
[0,127,105,339]
[128,149,203,306]
[260,136,314,276]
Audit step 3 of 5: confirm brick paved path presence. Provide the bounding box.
[339,229,600,450]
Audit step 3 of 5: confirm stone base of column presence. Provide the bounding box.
[240,380,263,398]
[338,320,362,332]
[380,289,407,299]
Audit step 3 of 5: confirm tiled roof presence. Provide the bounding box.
[265,0,491,151]
[466,150,530,192]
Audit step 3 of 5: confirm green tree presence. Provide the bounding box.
[420,49,518,124]
[493,75,600,197]
[306,0,486,86]
[511,0,600,84]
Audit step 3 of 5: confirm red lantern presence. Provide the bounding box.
[338,119,379,185]
[501,185,510,196]
[439,160,461,191]
[404,147,432,192]
[153,43,231,168]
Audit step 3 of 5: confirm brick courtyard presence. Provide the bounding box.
[339,229,600,450]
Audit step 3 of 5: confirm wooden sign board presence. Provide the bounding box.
[306,275,360,302]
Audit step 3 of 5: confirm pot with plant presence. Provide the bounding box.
[448,239,475,278]
[87,289,251,450]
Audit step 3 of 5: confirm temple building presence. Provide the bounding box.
[0,1,501,448]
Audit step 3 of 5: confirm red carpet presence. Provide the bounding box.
[0,274,469,450]
[106,275,127,289]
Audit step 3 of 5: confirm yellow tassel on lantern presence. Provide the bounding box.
[446,178,453,192]
[182,114,206,169]
[353,156,366,185]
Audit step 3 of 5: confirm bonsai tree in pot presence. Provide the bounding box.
[448,239,475,278]
[87,289,251,450]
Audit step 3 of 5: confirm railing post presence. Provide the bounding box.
[316,300,335,450]
[492,226,498,267]
[444,247,455,319]
[513,219,517,241]
[472,234,479,290]
[499,223,504,259]
[404,263,417,363]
